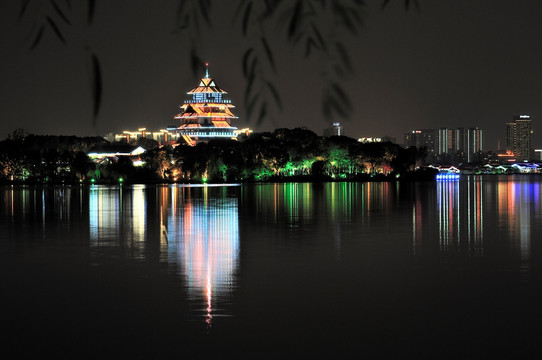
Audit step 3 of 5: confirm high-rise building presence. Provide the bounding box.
[174,64,239,146]
[323,122,343,137]
[465,127,483,162]
[505,121,516,153]
[438,127,465,154]
[436,127,482,162]
[404,129,437,155]
[506,115,532,161]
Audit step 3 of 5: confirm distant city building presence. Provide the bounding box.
[174,63,239,146]
[87,144,147,166]
[358,137,382,143]
[323,122,343,137]
[112,127,180,144]
[407,127,483,163]
[506,115,532,161]
[505,121,516,153]
[438,128,465,154]
[358,136,396,144]
[465,127,483,162]
[404,129,437,155]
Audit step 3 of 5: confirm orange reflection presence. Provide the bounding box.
[166,185,240,329]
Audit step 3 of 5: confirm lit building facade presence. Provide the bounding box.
[506,115,532,161]
[408,127,483,163]
[324,122,343,137]
[437,128,465,155]
[174,64,239,146]
[465,127,483,162]
[404,129,437,156]
[111,127,180,145]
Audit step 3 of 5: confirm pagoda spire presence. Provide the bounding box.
[205,62,209,79]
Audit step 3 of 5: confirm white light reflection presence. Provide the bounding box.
[89,186,120,243]
[89,185,148,258]
[433,177,484,258]
[166,185,240,329]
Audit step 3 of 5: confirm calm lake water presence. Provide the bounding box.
[2,176,542,358]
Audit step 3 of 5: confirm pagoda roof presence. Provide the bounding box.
[187,77,227,94]
[174,103,237,119]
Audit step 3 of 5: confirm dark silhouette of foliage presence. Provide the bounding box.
[0,126,434,184]
[17,0,417,129]
[19,0,101,127]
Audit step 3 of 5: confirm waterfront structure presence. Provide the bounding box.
[108,127,180,145]
[87,144,146,166]
[324,122,343,137]
[174,64,239,146]
[506,115,532,161]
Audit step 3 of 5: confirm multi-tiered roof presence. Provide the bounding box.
[174,64,238,145]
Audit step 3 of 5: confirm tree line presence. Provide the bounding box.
[0,128,431,184]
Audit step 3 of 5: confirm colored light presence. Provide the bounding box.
[436,173,460,181]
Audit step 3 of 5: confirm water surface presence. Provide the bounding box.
[2,176,542,358]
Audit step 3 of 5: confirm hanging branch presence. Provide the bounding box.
[19,0,103,128]
[235,0,283,126]
[19,0,72,49]
[174,0,212,80]
[16,0,418,130]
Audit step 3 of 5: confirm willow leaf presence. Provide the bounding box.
[91,53,102,118]
[46,16,66,44]
[246,94,258,117]
[87,0,96,25]
[190,49,204,77]
[288,1,303,40]
[309,22,326,52]
[30,25,45,50]
[176,0,189,29]
[198,0,212,27]
[242,48,255,77]
[51,0,71,25]
[266,81,282,110]
[18,0,31,21]
[261,37,276,72]
[256,103,268,125]
[335,42,352,71]
[242,1,252,35]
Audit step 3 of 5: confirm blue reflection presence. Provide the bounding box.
[436,173,460,181]
[166,185,240,328]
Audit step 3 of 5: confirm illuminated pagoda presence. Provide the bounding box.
[174,63,238,145]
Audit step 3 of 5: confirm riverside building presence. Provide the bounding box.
[506,115,532,161]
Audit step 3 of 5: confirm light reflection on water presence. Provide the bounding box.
[86,184,240,328]
[165,185,239,328]
[2,177,542,357]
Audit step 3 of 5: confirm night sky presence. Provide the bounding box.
[2,0,542,151]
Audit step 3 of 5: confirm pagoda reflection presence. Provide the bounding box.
[88,185,240,327]
[165,185,240,328]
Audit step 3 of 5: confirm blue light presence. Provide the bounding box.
[436,173,460,181]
